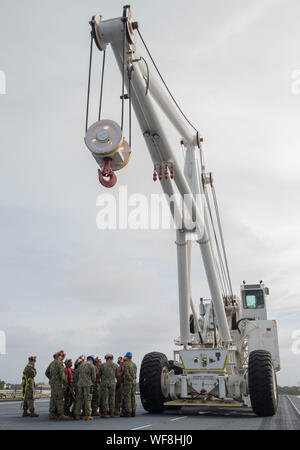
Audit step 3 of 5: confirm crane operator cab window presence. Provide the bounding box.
[240,284,268,320]
[243,290,265,309]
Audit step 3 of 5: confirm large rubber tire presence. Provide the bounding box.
[139,352,169,413]
[248,350,278,417]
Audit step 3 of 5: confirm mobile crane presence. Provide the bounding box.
[84,6,280,416]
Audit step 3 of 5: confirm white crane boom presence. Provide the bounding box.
[91,10,231,344]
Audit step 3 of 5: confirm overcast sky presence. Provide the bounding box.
[0,0,300,387]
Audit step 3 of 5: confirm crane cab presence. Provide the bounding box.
[240,282,269,320]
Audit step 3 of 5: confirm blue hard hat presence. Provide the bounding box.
[87,355,96,364]
[125,352,132,357]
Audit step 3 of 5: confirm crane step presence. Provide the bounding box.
[164,400,246,407]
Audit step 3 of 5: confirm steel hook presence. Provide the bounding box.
[98,158,117,188]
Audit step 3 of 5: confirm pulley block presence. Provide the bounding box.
[85,119,131,188]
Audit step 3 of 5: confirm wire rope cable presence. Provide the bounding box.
[85,32,94,133]
[121,16,127,131]
[137,28,199,135]
[98,49,106,121]
[211,184,234,299]
[204,185,231,297]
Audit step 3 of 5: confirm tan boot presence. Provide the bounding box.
[114,410,120,416]
[85,415,94,421]
[58,414,69,420]
[74,415,81,420]
[30,411,39,417]
[110,412,115,418]
[49,412,57,420]
[101,412,107,418]
[92,411,101,416]
[22,411,30,417]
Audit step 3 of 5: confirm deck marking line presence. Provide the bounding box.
[131,424,152,430]
[287,396,300,416]
[171,416,187,421]
[131,415,187,430]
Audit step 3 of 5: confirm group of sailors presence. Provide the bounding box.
[21,350,137,421]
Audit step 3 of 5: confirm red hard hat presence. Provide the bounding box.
[53,350,66,359]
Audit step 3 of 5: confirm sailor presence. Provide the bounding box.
[98,358,104,414]
[22,356,39,417]
[121,352,137,417]
[91,357,102,416]
[115,356,125,416]
[71,355,85,417]
[64,358,74,416]
[74,355,96,421]
[45,350,69,420]
[99,354,118,418]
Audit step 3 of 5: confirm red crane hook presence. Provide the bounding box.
[98,158,117,188]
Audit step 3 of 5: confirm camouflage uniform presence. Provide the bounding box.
[45,359,67,416]
[74,361,96,417]
[122,360,137,415]
[115,362,125,414]
[91,363,101,415]
[100,360,118,415]
[22,364,36,413]
[71,364,81,416]
[99,378,103,413]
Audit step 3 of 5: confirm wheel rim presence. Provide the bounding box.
[161,366,169,398]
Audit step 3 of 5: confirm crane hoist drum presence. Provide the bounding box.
[85,119,131,188]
